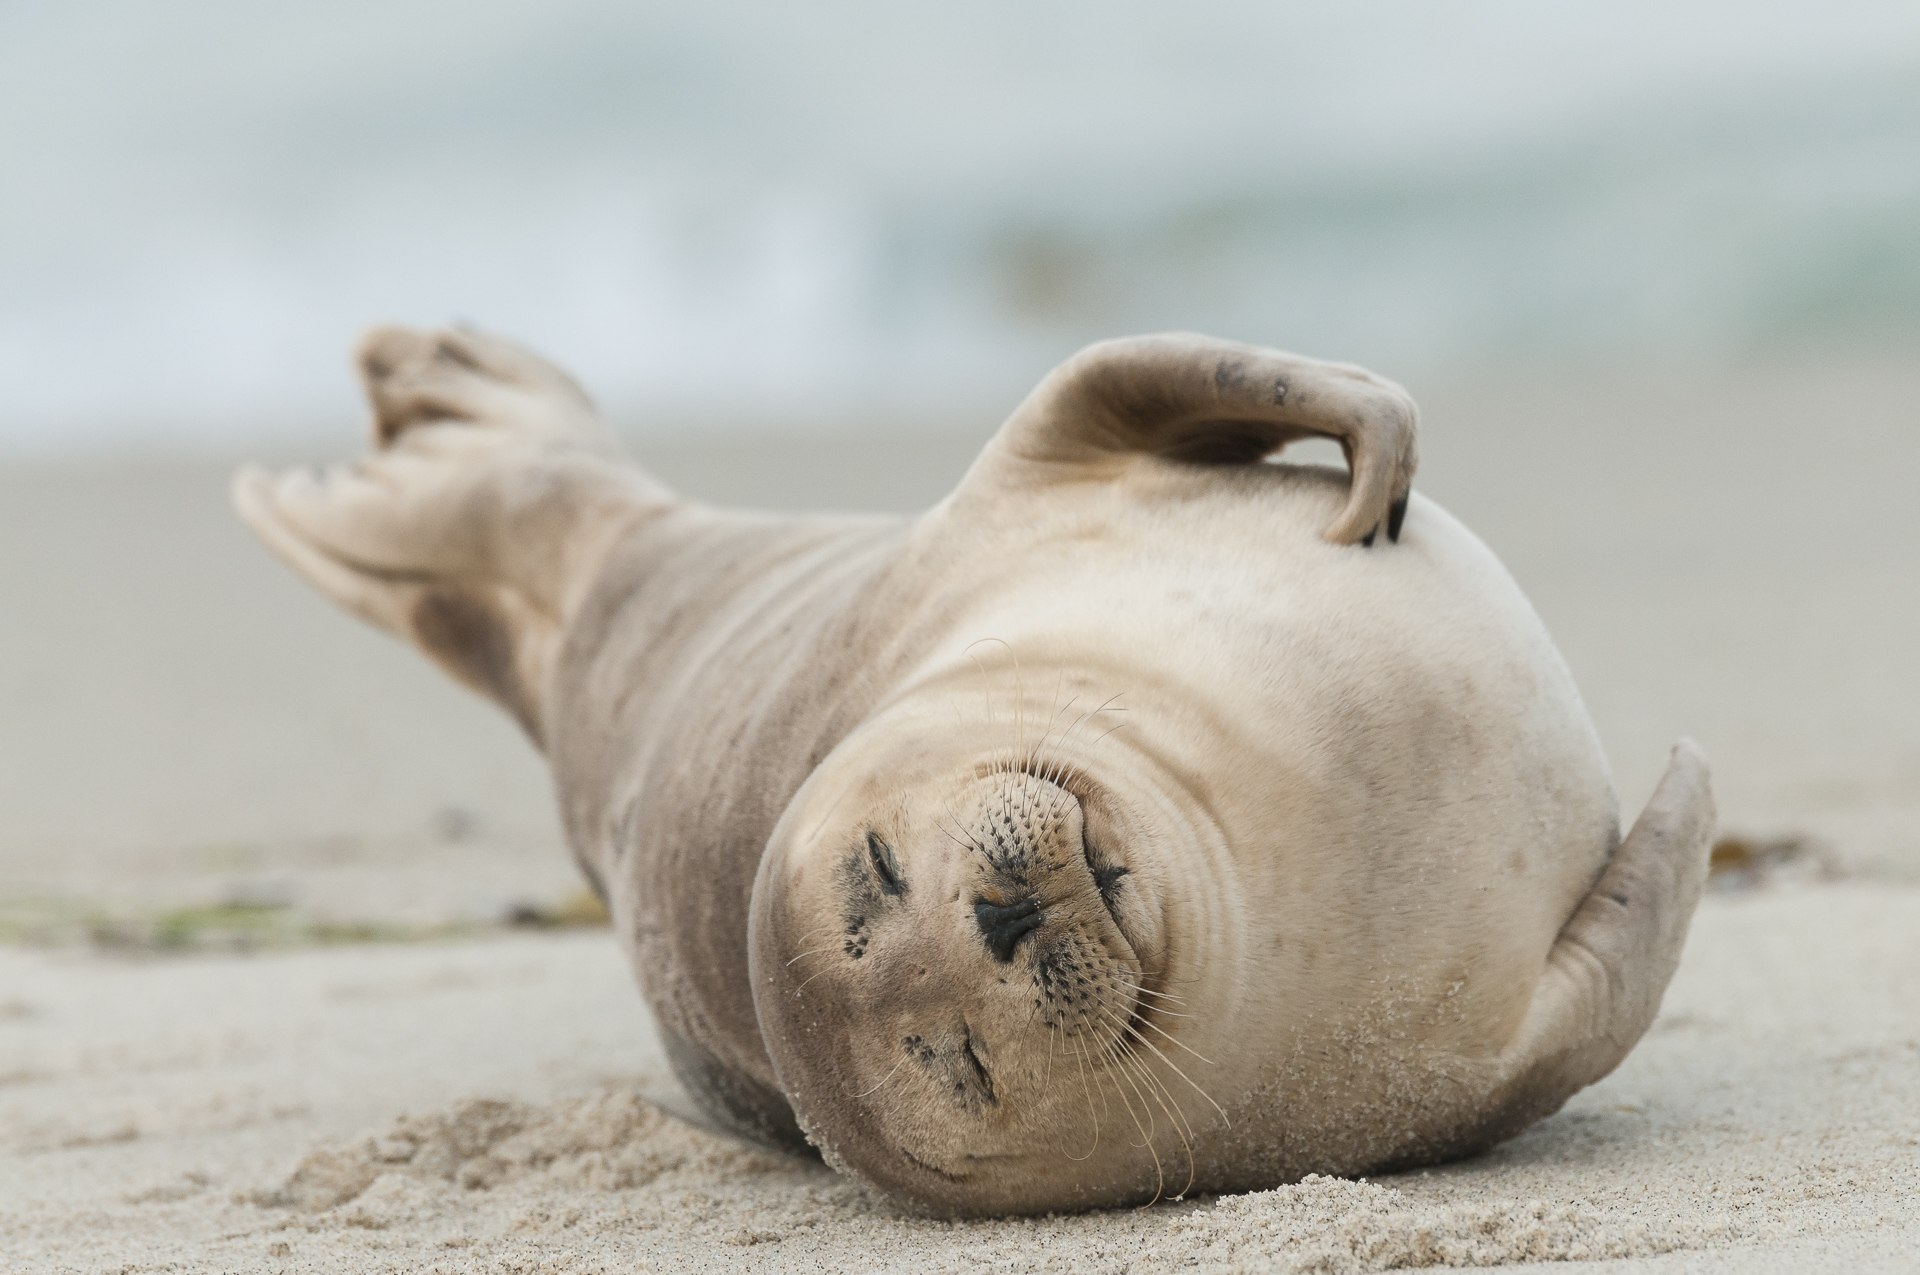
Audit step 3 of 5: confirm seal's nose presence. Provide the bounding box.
[974,896,1044,962]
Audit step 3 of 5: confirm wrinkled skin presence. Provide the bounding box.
[235,327,1715,1216]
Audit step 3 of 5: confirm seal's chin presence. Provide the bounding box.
[753,764,1183,1213]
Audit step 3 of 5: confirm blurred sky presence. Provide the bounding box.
[2,0,1917,454]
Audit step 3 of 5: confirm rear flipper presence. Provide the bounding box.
[1482,740,1717,1139]
[233,326,669,743]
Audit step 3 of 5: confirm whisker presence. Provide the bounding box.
[1115,980,1185,1001]
[1009,642,1026,792]
[1019,687,1078,820]
[1044,695,1126,793]
[964,643,1002,778]
[784,945,841,967]
[1034,666,1067,809]
[966,637,1027,786]
[1113,981,1194,1013]
[792,965,836,996]
[1111,1027,1189,1166]
[938,799,990,856]
[936,820,978,855]
[1128,1023,1230,1129]
[1113,1027,1197,1200]
[852,1052,911,1099]
[1130,1010,1222,1069]
[1064,1036,1101,1160]
[1099,1004,1221,1135]
[1106,1031,1158,1150]
[1098,1029,1166,1205]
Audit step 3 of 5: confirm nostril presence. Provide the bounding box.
[973,896,1044,962]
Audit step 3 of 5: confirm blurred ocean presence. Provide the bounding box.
[2,0,1916,454]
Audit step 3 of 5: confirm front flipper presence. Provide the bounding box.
[1484,740,1716,1138]
[978,333,1419,545]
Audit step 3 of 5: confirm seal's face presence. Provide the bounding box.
[752,761,1186,1215]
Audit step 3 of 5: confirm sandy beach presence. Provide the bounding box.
[3,353,1917,1271]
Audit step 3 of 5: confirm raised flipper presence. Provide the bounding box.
[976,333,1420,545]
[232,326,669,742]
[1482,740,1717,1138]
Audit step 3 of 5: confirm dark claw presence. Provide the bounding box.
[1360,524,1378,549]
[1387,492,1409,543]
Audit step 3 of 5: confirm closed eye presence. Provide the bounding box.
[1082,827,1128,911]
[867,831,907,896]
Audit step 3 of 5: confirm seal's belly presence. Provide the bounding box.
[942,463,1617,1066]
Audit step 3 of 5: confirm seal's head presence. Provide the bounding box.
[748,713,1193,1216]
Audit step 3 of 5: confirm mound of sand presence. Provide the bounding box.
[5,884,1918,1272]
[1166,1179,1722,1272]
[210,1082,1791,1274]
[262,1090,799,1211]
[252,1091,1730,1272]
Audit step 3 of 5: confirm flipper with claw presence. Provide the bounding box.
[1481,740,1717,1139]
[233,326,669,742]
[974,333,1420,546]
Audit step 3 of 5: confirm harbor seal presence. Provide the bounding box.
[233,326,1715,1217]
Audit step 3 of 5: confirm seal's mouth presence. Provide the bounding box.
[989,757,1136,929]
[1080,821,1132,941]
[896,1143,1025,1186]
[900,1146,970,1182]
[1059,786,1168,1058]
[974,759,1162,1051]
